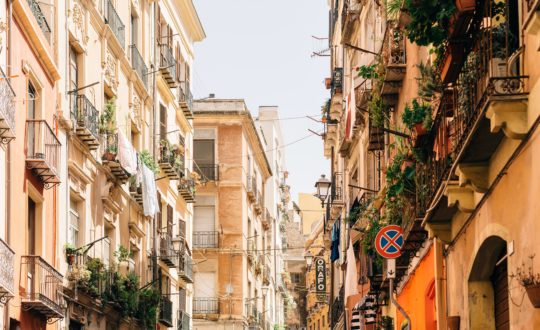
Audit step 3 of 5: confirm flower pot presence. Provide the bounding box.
[525,284,540,308]
[400,159,415,172]
[102,151,116,161]
[413,123,428,136]
[66,254,76,266]
[447,315,460,330]
[325,77,332,89]
[118,260,129,276]
[399,9,412,27]
[455,0,475,12]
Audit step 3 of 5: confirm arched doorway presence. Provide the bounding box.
[468,236,509,330]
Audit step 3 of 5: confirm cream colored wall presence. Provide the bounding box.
[299,193,324,236]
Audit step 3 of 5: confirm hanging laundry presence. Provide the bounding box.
[331,220,340,262]
[142,163,159,216]
[345,237,359,300]
[117,130,137,175]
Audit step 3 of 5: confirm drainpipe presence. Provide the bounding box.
[5,0,13,328]
[151,0,158,285]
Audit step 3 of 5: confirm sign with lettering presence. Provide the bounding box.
[315,257,326,301]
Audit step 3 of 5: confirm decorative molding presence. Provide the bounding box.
[102,48,118,93]
[456,163,489,193]
[485,98,528,139]
[444,184,475,213]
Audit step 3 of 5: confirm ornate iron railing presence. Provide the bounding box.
[178,81,193,109]
[159,295,174,326]
[72,94,99,140]
[193,231,219,248]
[178,252,193,283]
[0,239,14,299]
[25,120,61,177]
[0,66,15,143]
[159,232,178,267]
[330,286,344,327]
[105,0,125,48]
[193,297,219,314]
[195,164,219,181]
[159,44,177,81]
[130,45,148,89]
[27,0,52,42]
[177,310,191,329]
[20,256,63,319]
[331,172,343,203]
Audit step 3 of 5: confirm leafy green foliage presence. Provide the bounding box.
[100,98,117,133]
[404,0,456,46]
[369,94,387,128]
[114,245,133,263]
[138,288,161,329]
[416,61,443,101]
[357,64,379,80]
[402,99,432,130]
[139,150,160,174]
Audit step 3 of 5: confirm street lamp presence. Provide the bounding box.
[315,174,332,205]
[304,251,314,269]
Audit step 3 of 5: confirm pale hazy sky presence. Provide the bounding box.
[193,0,330,200]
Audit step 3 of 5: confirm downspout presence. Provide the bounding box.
[151,0,158,284]
[5,0,13,327]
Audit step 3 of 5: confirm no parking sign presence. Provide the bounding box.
[374,225,403,259]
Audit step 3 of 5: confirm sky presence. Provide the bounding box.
[193,0,330,201]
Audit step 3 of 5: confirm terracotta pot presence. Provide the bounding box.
[102,151,116,161]
[67,254,76,266]
[447,315,460,330]
[399,9,412,27]
[325,78,332,89]
[526,284,540,308]
[401,159,415,172]
[413,123,428,136]
[455,0,475,12]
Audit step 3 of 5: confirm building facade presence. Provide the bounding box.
[1,0,204,328]
[191,98,275,329]
[320,0,540,329]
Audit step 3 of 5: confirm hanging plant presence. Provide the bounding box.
[512,257,540,308]
[369,94,387,128]
[402,99,432,137]
[416,61,443,102]
[99,98,117,134]
[139,150,160,174]
[404,0,456,46]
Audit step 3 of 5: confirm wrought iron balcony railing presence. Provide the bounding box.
[27,0,52,43]
[130,45,148,89]
[178,253,193,283]
[177,310,191,330]
[178,170,196,203]
[105,0,125,48]
[159,144,180,180]
[0,239,14,301]
[159,44,177,87]
[159,295,174,327]
[159,233,178,268]
[20,256,63,321]
[331,172,343,203]
[245,302,259,322]
[193,297,219,315]
[193,231,219,248]
[0,66,15,144]
[25,120,61,188]
[71,94,99,150]
[330,286,344,327]
[194,163,219,182]
[178,81,193,118]
[247,175,256,201]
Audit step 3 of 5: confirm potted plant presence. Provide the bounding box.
[114,245,133,276]
[324,77,332,89]
[416,61,443,109]
[513,262,540,308]
[65,243,78,265]
[99,99,117,134]
[402,99,432,139]
[139,150,159,173]
[369,94,387,128]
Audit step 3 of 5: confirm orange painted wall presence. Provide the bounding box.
[396,245,437,330]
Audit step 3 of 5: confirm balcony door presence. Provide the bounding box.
[193,205,215,247]
[27,83,36,157]
[194,139,215,180]
[194,272,216,313]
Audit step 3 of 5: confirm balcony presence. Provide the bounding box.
[193,231,219,249]
[380,23,406,96]
[0,239,14,302]
[20,256,63,321]
[247,175,256,202]
[367,119,384,151]
[262,264,270,285]
[105,0,125,48]
[247,239,257,265]
[178,253,193,283]
[330,287,344,327]
[27,0,52,43]
[159,295,174,327]
[128,179,143,208]
[193,297,219,315]
[420,2,528,237]
[254,193,263,215]
[178,82,193,119]
[177,310,191,329]
[178,170,196,203]
[0,67,16,144]
[261,208,271,230]
[160,233,178,268]
[71,95,99,150]
[331,67,343,97]
[25,120,61,188]
[159,144,180,180]
[195,164,219,182]
[341,0,362,44]
[245,302,259,323]
[159,44,177,88]
[101,132,131,184]
[130,45,148,89]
